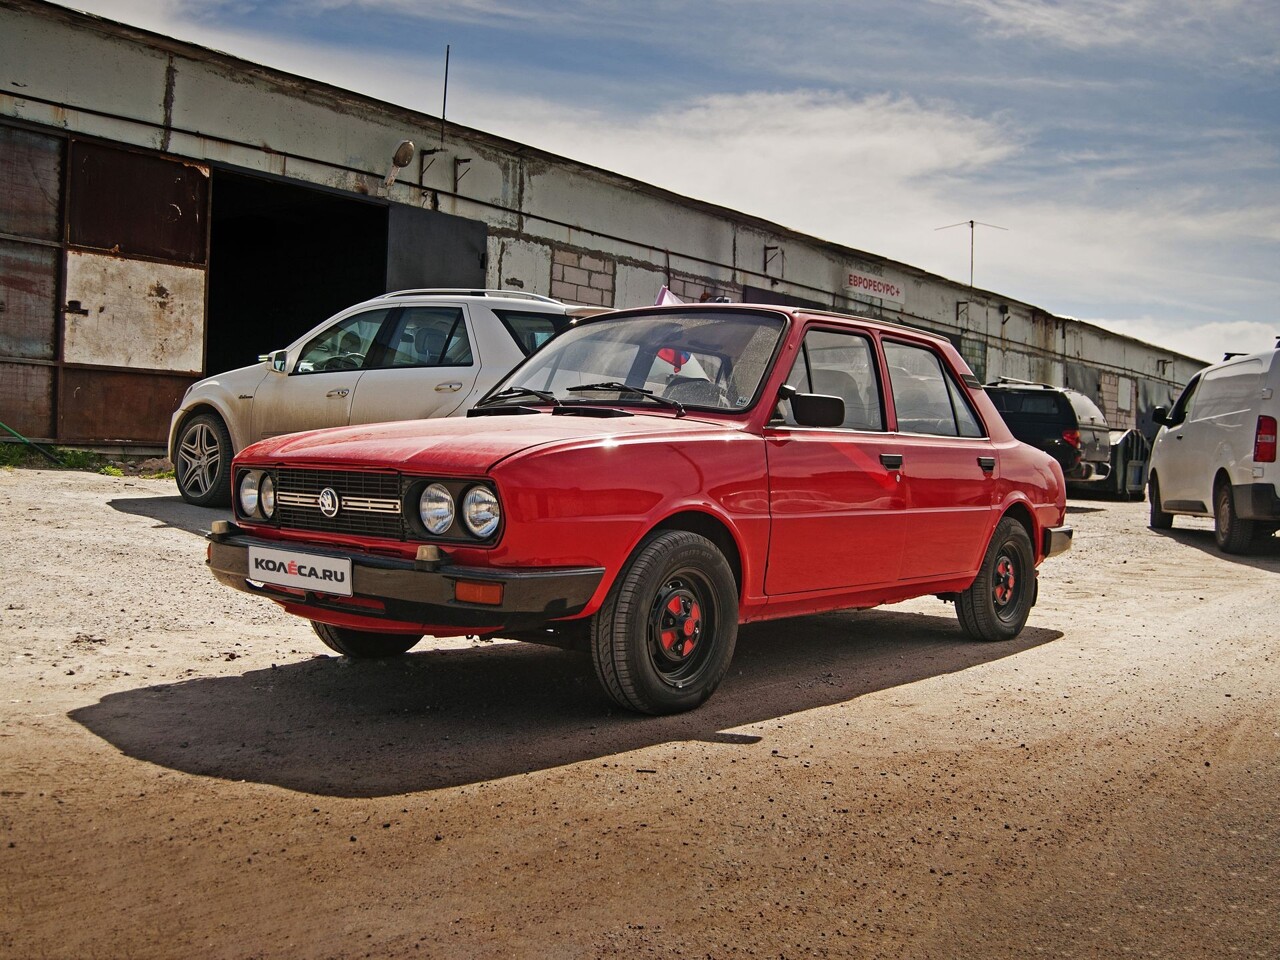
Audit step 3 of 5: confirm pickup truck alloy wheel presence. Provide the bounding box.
[176,412,232,507]
[312,621,422,658]
[957,517,1034,642]
[591,530,737,715]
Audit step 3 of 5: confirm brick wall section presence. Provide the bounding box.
[669,273,741,303]
[1099,371,1119,426]
[550,248,616,306]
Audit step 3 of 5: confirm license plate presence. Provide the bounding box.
[247,545,353,597]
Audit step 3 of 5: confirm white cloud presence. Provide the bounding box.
[939,0,1280,66]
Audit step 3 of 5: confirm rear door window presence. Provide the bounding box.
[380,307,473,368]
[885,340,984,437]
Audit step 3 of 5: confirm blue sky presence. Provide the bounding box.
[56,0,1280,362]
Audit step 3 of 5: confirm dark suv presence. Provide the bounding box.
[985,379,1111,485]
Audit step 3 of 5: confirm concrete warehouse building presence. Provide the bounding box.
[0,0,1204,452]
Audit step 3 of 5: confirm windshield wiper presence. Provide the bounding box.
[475,386,560,408]
[565,381,685,417]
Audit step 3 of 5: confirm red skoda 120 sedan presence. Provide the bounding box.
[207,303,1072,714]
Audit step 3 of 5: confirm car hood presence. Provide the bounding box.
[237,410,741,474]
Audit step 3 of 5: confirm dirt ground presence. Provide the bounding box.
[0,467,1276,959]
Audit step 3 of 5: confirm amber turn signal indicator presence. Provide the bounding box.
[455,580,503,605]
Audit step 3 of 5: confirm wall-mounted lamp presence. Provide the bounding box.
[998,303,1010,325]
[383,139,415,189]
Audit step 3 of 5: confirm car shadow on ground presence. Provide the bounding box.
[109,494,229,538]
[1151,526,1280,569]
[71,611,1061,797]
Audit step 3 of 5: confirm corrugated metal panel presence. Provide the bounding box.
[68,141,209,265]
[0,239,58,359]
[0,362,55,439]
[59,368,196,443]
[63,250,205,372]
[0,126,62,242]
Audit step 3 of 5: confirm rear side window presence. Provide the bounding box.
[885,341,984,437]
[1064,391,1106,425]
[494,309,571,355]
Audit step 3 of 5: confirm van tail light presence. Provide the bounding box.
[1062,429,1081,449]
[1255,415,1277,463]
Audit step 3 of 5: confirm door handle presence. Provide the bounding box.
[435,382,464,392]
[879,453,903,470]
[977,455,996,473]
[326,388,350,398]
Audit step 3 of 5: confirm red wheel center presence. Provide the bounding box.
[659,593,702,658]
[993,557,1016,606]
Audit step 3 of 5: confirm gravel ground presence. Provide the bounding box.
[0,467,1277,959]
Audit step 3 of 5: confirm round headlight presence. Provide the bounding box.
[419,482,455,535]
[462,485,500,539]
[259,473,276,519]
[238,471,260,516]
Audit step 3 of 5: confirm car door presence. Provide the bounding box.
[764,327,906,595]
[883,339,996,581]
[347,304,482,426]
[251,307,394,442]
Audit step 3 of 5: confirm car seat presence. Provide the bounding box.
[414,326,447,364]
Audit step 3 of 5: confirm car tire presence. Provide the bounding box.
[175,412,233,507]
[957,517,1035,642]
[1213,481,1257,554]
[590,530,738,715]
[1148,475,1173,530]
[312,621,421,658]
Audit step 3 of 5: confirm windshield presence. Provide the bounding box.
[482,310,787,413]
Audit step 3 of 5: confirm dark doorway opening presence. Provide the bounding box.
[207,171,388,375]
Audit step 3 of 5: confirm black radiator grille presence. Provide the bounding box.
[274,468,404,538]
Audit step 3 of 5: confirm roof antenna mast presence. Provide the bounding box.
[440,44,450,148]
[936,219,1008,289]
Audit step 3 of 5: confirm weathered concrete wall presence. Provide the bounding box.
[0,0,1206,433]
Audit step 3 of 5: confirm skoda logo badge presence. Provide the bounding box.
[317,487,341,518]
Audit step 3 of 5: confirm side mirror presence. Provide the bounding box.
[780,384,845,428]
[263,349,288,373]
[1151,405,1170,426]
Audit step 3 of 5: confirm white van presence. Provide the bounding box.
[1148,343,1279,552]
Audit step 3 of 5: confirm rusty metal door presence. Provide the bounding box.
[0,125,62,440]
[59,141,209,442]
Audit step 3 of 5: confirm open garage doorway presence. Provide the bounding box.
[206,171,388,376]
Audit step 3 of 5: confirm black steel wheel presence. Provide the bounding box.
[591,530,738,714]
[312,621,421,658]
[1213,480,1257,554]
[175,412,233,507]
[1148,474,1173,530]
[956,517,1035,642]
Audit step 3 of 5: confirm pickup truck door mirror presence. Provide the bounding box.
[779,384,845,428]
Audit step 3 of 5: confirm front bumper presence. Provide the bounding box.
[1043,525,1073,559]
[207,525,605,630]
